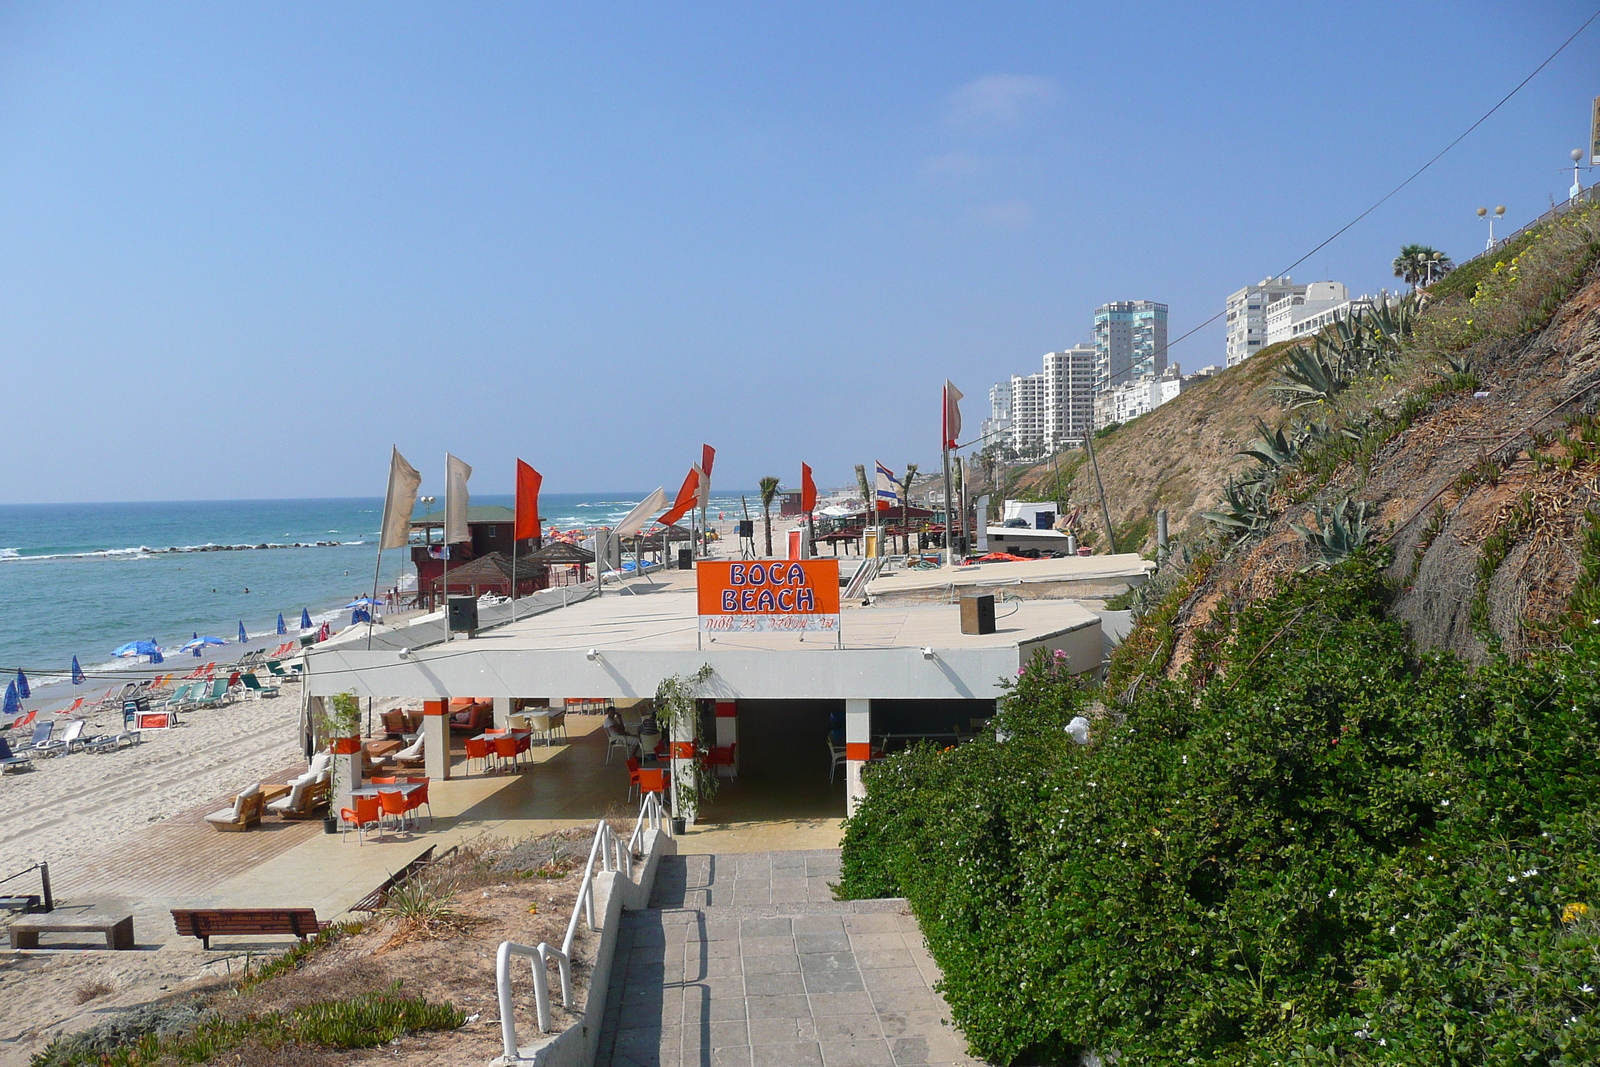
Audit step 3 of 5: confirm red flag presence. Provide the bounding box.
[659,467,700,527]
[942,380,964,450]
[800,463,817,513]
[515,460,542,541]
[701,444,716,478]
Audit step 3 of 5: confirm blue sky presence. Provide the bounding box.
[1,2,1595,502]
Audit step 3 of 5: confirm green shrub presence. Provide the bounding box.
[842,553,1600,1065]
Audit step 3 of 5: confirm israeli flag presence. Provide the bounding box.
[874,461,900,510]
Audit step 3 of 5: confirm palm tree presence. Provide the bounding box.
[1393,244,1453,289]
[758,477,781,557]
[897,464,919,553]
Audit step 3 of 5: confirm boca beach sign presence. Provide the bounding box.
[696,559,841,632]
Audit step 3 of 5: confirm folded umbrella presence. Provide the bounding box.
[70,656,85,686]
[238,621,248,643]
[301,608,313,630]
[15,670,28,700]
[3,682,18,718]
[277,613,287,636]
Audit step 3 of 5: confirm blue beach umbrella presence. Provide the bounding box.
[149,639,163,665]
[71,656,85,686]
[3,682,18,718]
[112,640,160,658]
[301,608,313,630]
[180,636,225,653]
[15,670,29,700]
[239,621,248,643]
[277,613,287,636]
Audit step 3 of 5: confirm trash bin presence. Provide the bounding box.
[678,548,694,570]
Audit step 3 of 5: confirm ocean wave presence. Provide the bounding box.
[0,541,364,563]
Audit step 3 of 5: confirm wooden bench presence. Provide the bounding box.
[169,908,329,949]
[10,912,134,950]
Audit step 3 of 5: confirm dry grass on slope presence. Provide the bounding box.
[1008,342,1297,553]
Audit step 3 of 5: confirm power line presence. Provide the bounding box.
[1164,6,1600,357]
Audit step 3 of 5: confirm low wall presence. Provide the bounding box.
[496,827,676,1066]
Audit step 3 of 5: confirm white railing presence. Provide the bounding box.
[496,795,663,1059]
[629,791,667,854]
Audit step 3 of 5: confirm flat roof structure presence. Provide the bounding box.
[304,583,1102,703]
[864,552,1155,604]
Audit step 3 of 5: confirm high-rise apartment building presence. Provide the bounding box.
[1094,301,1168,393]
[1225,277,1303,366]
[1007,372,1049,457]
[1044,345,1097,446]
[980,381,1012,447]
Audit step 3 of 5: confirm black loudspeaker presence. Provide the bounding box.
[678,548,695,570]
[960,594,996,635]
[448,596,479,634]
[738,520,755,538]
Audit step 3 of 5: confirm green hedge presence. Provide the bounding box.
[840,554,1600,1065]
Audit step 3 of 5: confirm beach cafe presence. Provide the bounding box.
[299,553,1140,826]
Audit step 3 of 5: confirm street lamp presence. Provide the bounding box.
[1423,250,1446,287]
[1573,149,1588,201]
[1477,205,1505,251]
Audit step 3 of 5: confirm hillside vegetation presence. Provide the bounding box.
[842,196,1600,1065]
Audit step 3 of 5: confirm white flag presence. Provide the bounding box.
[875,460,899,509]
[379,448,422,550]
[445,454,472,544]
[615,487,669,538]
[693,463,710,511]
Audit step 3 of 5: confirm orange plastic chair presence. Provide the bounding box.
[377,789,410,834]
[339,794,382,845]
[637,767,667,798]
[402,777,432,823]
[369,776,397,785]
[626,756,642,801]
[493,735,521,771]
[464,737,492,775]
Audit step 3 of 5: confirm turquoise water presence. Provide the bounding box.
[0,492,745,682]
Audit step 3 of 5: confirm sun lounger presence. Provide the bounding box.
[239,673,279,699]
[204,785,263,832]
[390,733,425,769]
[34,720,87,756]
[0,738,33,773]
[19,722,53,754]
[56,698,85,716]
[191,679,232,708]
[266,776,329,818]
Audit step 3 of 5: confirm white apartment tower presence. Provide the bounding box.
[980,381,1012,447]
[1008,372,1049,458]
[1044,345,1097,446]
[1094,301,1168,393]
[1225,276,1304,366]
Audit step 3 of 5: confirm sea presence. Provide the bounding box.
[0,492,750,688]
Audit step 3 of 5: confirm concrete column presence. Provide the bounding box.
[714,701,738,778]
[318,692,364,814]
[845,698,871,816]
[493,696,512,730]
[422,699,450,780]
[670,711,698,826]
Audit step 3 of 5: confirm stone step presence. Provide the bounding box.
[636,897,912,921]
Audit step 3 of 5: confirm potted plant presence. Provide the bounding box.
[314,693,361,834]
[654,666,715,831]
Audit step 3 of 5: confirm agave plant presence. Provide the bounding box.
[1292,497,1374,567]
[1238,419,1300,469]
[1271,342,1343,409]
[1201,477,1274,543]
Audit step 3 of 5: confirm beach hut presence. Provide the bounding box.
[525,540,595,586]
[426,550,547,603]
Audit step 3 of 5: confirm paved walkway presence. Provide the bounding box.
[598,850,985,1067]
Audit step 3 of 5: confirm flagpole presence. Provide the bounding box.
[442,454,453,640]
[942,445,954,566]
[510,528,519,622]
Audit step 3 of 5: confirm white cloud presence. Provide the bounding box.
[945,75,1059,130]
[973,199,1033,229]
[919,152,986,181]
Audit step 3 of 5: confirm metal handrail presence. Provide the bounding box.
[496,796,661,1059]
